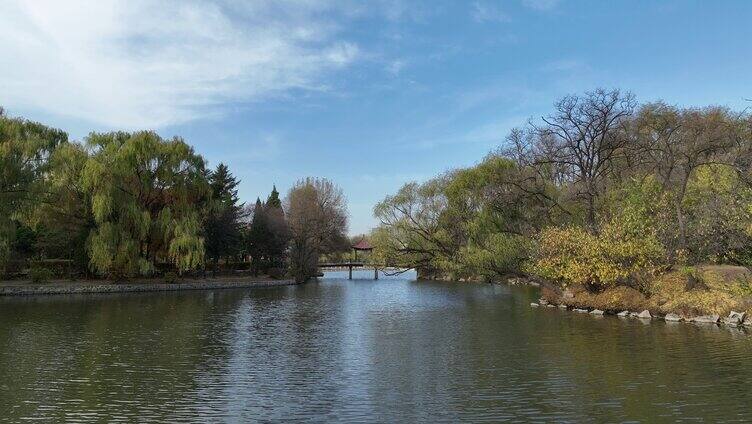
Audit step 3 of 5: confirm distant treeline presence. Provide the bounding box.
[373,89,752,291]
[0,107,348,282]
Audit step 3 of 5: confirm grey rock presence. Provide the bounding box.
[590,309,605,315]
[530,302,539,307]
[691,315,720,324]
[558,304,568,309]
[722,316,742,326]
[617,311,630,317]
[546,304,556,308]
[664,313,682,322]
[539,298,549,306]
[637,310,652,319]
[574,308,589,313]
[729,311,746,321]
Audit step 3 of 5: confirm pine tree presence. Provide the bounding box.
[246,197,270,275]
[245,186,290,275]
[266,185,282,208]
[204,163,245,274]
[264,186,290,269]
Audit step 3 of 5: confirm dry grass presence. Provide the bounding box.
[545,265,752,316]
[556,285,648,312]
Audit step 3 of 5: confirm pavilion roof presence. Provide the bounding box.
[351,239,373,250]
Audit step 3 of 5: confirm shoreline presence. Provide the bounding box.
[530,297,752,328]
[0,278,299,297]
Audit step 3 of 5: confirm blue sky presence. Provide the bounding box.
[2,0,751,234]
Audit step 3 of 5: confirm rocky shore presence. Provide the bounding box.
[0,278,298,297]
[530,297,752,327]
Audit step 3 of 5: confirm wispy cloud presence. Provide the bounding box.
[220,133,284,165]
[386,60,406,76]
[522,0,561,11]
[0,0,360,128]
[471,1,511,23]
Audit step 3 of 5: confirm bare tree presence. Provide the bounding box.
[530,88,636,231]
[286,178,349,282]
[636,104,738,255]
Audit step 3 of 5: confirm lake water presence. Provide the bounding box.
[2,270,752,422]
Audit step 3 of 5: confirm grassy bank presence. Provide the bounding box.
[0,274,296,296]
[539,265,752,318]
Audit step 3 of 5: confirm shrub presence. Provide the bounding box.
[529,221,664,291]
[529,226,601,288]
[456,233,530,281]
[266,267,286,279]
[164,272,178,284]
[680,266,708,291]
[29,266,53,284]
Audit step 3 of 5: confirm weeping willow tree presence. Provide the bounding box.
[81,131,210,278]
[33,142,95,273]
[0,108,67,271]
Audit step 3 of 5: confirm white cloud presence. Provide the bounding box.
[522,0,561,11]
[471,2,511,23]
[0,0,360,128]
[386,60,405,76]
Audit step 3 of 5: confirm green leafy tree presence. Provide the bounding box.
[82,131,210,278]
[0,109,67,271]
[373,177,452,278]
[34,142,96,274]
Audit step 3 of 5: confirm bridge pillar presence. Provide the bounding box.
[348,265,352,280]
[374,267,378,280]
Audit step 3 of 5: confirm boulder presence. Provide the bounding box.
[691,315,720,324]
[590,309,605,315]
[558,304,568,309]
[744,316,752,327]
[664,313,682,322]
[539,298,549,306]
[722,314,742,326]
[637,310,652,319]
[574,308,589,313]
[530,302,539,307]
[617,311,630,317]
[546,304,556,308]
[729,311,746,321]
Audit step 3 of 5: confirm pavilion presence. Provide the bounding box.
[350,238,376,280]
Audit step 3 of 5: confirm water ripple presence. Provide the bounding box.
[1,272,752,422]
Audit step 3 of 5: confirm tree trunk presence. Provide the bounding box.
[674,184,688,256]
[586,191,597,233]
